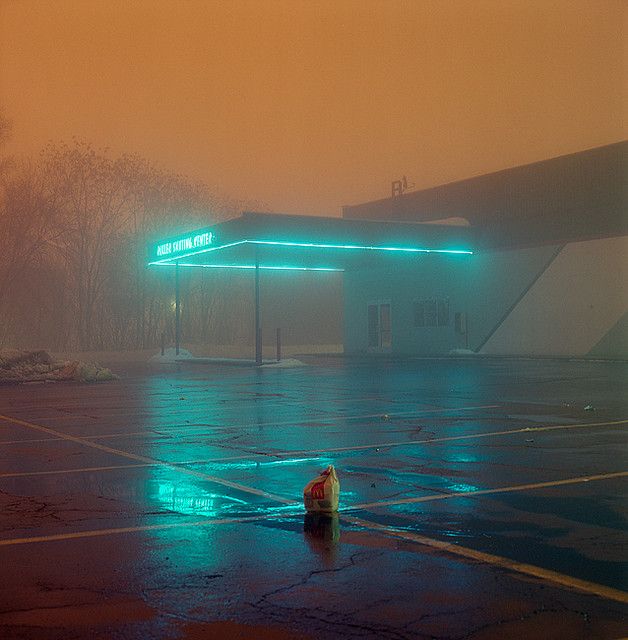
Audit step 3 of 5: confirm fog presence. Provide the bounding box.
[0,134,342,352]
[0,1,624,353]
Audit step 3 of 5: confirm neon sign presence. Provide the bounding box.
[155,231,215,258]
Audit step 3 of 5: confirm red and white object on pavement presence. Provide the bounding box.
[303,465,340,513]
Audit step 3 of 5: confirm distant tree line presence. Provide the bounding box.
[0,115,342,351]
[0,114,260,352]
[0,112,343,353]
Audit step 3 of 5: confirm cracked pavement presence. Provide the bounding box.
[0,357,626,639]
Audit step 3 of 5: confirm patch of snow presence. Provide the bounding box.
[149,348,195,363]
[0,349,117,384]
[261,358,307,368]
[149,348,307,368]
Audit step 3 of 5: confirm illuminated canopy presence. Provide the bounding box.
[148,212,474,272]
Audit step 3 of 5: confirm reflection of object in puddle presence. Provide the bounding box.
[303,513,340,567]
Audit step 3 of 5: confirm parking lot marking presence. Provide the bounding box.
[2,412,627,604]
[0,430,175,445]
[0,513,295,547]
[0,454,269,479]
[0,403,500,446]
[1,418,625,481]
[0,502,625,606]
[0,463,151,478]
[283,418,628,456]
[348,471,628,510]
[0,413,297,505]
[342,515,628,605]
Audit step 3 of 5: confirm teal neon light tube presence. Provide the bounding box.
[148,238,472,266]
[153,262,344,272]
[250,240,473,255]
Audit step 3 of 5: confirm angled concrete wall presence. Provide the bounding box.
[589,312,628,358]
[343,246,563,356]
[479,236,628,357]
[466,245,561,351]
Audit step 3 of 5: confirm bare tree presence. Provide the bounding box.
[1,135,252,352]
[37,141,140,349]
[0,160,59,346]
[0,109,12,176]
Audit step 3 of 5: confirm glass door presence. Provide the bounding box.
[367,301,392,351]
[379,303,391,348]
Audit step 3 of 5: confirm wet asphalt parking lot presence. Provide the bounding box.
[0,356,626,639]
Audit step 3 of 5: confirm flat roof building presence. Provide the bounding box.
[150,142,627,360]
[342,142,627,358]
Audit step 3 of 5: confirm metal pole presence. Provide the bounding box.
[276,327,281,362]
[175,261,180,356]
[254,252,262,366]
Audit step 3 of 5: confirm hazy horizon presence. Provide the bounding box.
[1,0,626,216]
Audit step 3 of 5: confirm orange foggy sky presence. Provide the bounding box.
[1,0,625,216]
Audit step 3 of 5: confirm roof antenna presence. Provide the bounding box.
[391,175,414,198]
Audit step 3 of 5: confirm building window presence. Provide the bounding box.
[414,299,449,327]
[368,301,392,350]
[438,299,449,326]
[425,300,437,327]
[368,304,379,347]
[414,302,425,327]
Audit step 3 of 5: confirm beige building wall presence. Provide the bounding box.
[480,236,628,356]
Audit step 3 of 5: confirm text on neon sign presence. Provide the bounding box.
[156,232,215,257]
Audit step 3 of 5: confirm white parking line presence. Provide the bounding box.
[0,413,297,505]
[1,418,625,480]
[2,411,627,604]
[0,513,292,547]
[0,404,500,445]
[272,418,628,456]
[0,493,625,604]
[0,454,267,479]
[341,515,628,605]
[348,471,628,510]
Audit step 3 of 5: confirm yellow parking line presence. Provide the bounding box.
[342,515,628,604]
